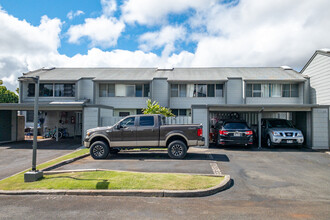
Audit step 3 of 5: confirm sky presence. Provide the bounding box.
[0,0,330,91]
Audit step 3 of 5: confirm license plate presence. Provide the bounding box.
[287,140,293,143]
[234,132,241,137]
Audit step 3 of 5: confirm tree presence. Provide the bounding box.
[0,80,19,103]
[142,99,175,117]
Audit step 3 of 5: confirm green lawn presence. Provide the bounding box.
[0,170,223,191]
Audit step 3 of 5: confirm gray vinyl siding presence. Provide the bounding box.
[170,97,225,109]
[312,108,329,149]
[83,107,99,137]
[192,107,208,147]
[77,79,94,102]
[226,78,243,104]
[151,78,169,107]
[98,97,148,109]
[303,54,330,105]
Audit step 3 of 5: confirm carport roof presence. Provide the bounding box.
[0,102,84,111]
[202,104,327,112]
[20,67,306,82]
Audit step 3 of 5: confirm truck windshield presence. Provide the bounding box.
[268,120,294,128]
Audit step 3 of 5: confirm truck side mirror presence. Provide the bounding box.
[116,124,121,130]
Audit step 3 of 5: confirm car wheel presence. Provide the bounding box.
[168,140,187,159]
[90,141,110,159]
[266,136,273,148]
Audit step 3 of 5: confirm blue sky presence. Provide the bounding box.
[0,0,329,91]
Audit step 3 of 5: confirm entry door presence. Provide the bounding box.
[0,110,12,142]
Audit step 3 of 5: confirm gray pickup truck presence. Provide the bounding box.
[84,114,205,159]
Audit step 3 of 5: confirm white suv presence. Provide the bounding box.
[261,119,304,147]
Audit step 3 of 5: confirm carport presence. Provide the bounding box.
[192,104,330,149]
[0,102,84,144]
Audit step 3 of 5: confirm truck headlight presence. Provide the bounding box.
[296,132,303,137]
[272,131,281,136]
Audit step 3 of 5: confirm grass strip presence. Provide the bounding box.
[0,170,223,191]
[0,148,89,188]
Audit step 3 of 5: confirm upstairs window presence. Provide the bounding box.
[100,84,150,97]
[171,83,224,98]
[246,83,299,98]
[28,83,75,97]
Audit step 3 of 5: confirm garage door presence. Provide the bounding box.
[0,110,12,142]
[312,108,329,149]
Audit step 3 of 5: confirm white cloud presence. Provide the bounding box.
[66,0,124,48]
[188,0,330,68]
[139,26,186,56]
[67,16,125,48]
[101,0,117,17]
[121,0,215,25]
[67,10,84,20]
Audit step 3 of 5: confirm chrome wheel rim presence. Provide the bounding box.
[93,145,105,157]
[171,144,183,157]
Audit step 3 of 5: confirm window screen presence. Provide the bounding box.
[171,84,178,97]
[28,84,35,97]
[99,84,107,97]
[179,84,186,97]
[207,84,215,97]
[139,116,154,126]
[135,85,143,97]
[216,84,223,97]
[143,84,150,97]
[291,84,299,97]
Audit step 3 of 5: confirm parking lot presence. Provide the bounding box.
[0,139,81,180]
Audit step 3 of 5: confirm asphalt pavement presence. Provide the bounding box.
[0,145,329,219]
[0,139,81,180]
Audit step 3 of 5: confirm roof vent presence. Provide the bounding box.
[42,67,55,70]
[157,67,174,71]
[280,66,292,70]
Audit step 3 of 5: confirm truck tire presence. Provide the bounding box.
[90,141,110,159]
[168,140,187,159]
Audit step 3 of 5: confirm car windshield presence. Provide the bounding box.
[223,122,249,130]
[268,120,294,128]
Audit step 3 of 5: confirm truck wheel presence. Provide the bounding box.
[266,136,273,148]
[90,141,110,159]
[168,140,187,159]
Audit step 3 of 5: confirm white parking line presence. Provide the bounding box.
[210,162,222,176]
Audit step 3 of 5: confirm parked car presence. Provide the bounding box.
[261,118,304,147]
[84,114,205,159]
[214,120,254,147]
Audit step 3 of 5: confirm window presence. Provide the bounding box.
[39,84,53,97]
[179,84,186,97]
[119,112,130,117]
[120,117,135,127]
[28,84,35,97]
[282,84,290,97]
[136,109,143,114]
[143,84,150,97]
[171,84,179,97]
[28,83,74,97]
[125,85,135,97]
[139,116,154,126]
[197,84,207,97]
[216,84,223,97]
[101,84,150,97]
[171,109,188,116]
[247,83,299,98]
[290,84,299,97]
[207,84,215,97]
[135,85,143,97]
[55,84,75,97]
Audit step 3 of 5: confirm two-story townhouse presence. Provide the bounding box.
[0,51,329,149]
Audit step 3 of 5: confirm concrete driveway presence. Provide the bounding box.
[0,139,81,180]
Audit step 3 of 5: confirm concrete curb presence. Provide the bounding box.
[41,153,90,172]
[0,175,231,198]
